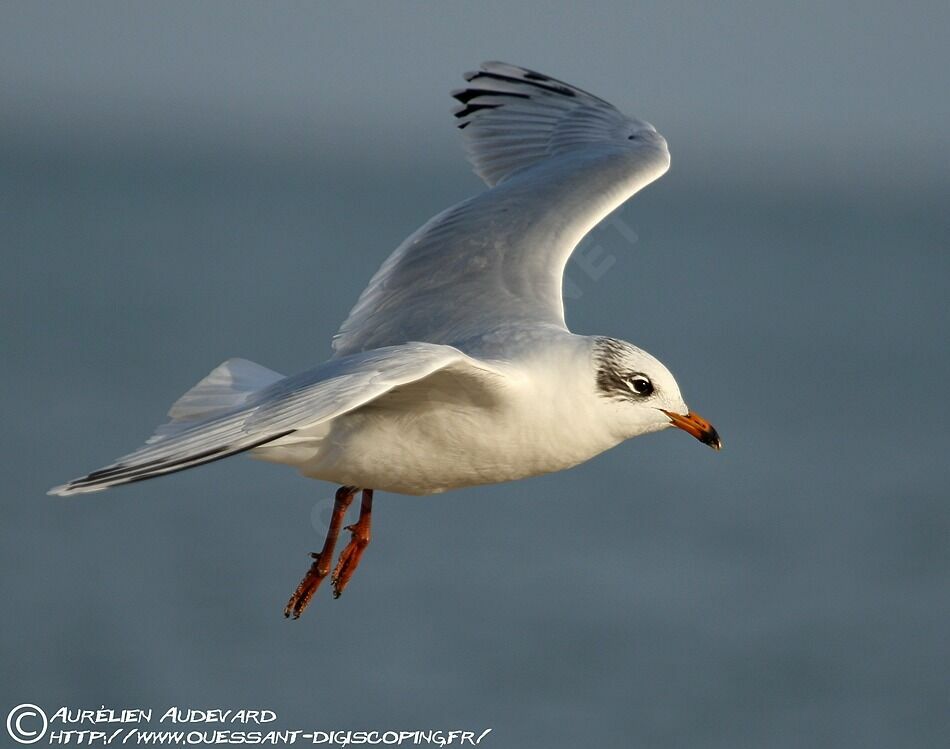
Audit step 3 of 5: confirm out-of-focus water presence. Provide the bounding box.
[2,150,947,748]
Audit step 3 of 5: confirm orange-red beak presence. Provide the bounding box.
[661,410,722,451]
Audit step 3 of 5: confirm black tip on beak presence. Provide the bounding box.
[702,426,723,451]
[662,410,722,451]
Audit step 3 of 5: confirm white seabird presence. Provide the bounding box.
[50,62,721,618]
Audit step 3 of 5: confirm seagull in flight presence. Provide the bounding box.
[50,62,721,618]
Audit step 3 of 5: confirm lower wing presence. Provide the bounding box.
[49,343,505,495]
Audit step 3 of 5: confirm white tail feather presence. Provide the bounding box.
[168,358,284,421]
[145,359,284,445]
[48,357,286,495]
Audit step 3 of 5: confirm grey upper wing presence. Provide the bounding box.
[331,62,670,357]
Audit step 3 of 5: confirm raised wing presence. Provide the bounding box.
[454,61,651,187]
[332,62,670,357]
[48,343,504,495]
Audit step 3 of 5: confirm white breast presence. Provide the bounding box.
[252,340,620,495]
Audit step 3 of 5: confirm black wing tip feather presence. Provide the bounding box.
[452,102,501,119]
[451,88,530,105]
[465,61,613,106]
[522,70,550,82]
[465,70,576,98]
[471,61,556,83]
[50,429,295,495]
[453,62,581,130]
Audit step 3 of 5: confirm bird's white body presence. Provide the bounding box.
[50,62,719,499]
[254,330,625,494]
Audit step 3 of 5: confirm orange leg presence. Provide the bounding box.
[332,489,373,598]
[284,485,358,619]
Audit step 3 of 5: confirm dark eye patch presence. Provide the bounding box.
[594,338,655,402]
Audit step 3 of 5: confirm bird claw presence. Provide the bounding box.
[284,487,372,618]
[283,552,328,619]
[331,524,370,599]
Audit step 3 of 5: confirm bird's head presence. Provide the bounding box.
[592,337,721,450]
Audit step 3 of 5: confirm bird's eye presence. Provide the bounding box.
[627,375,653,396]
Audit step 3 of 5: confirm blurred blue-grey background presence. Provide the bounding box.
[2,2,948,747]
